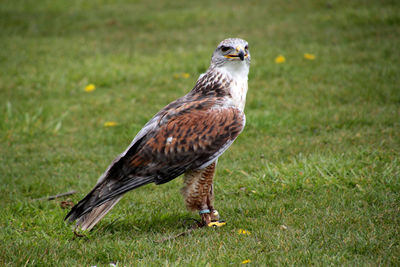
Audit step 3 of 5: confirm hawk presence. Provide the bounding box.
[65,38,251,230]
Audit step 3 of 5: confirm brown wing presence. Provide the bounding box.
[129,105,244,183]
[98,101,245,200]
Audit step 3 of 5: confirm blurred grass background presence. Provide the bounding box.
[0,0,399,265]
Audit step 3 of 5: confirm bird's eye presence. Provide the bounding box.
[245,45,249,50]
[221,46,230,52]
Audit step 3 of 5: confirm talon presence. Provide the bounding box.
[210,209,220,221]
[207,220,226,227]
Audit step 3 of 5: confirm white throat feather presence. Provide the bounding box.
[217,62,249,111]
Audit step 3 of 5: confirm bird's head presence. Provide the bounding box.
[211,38,251,72]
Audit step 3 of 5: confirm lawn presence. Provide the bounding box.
[1,0,399,265]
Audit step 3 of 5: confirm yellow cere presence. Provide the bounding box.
[84,84,96,92]
[304,53,316,60]
[242,259,251,264]
[104,121,117,127]
[238,229,251,235]
[236,45,244,52]
[275,55,286,64]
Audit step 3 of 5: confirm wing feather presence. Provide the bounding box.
[98,99,245,200]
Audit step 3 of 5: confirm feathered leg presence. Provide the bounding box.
[182,161,223,227]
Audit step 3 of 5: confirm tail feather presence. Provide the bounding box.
[75,196,122,231]
[65,176,154,230]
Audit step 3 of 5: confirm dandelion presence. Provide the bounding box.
[84,84,96,92]
[238,229,251,235]
[104,121,117,127]
[275,55,285,64]
[242,259,251,264]
[173,73,190,79]
[304,53,316,60]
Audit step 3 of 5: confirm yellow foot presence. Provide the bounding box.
[207,220,226,227]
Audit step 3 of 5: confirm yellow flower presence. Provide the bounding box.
[275,55,286,64]
[304,53,316,60]
[238,229,251,235]
[84,84,96,92]
[104,121,117,127]
[242,259,251,264]
[174,73,190,79]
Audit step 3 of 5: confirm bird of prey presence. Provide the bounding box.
[65,38,251,230]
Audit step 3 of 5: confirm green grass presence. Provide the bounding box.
[1,0,399,265]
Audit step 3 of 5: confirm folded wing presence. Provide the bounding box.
[65,100,245,222]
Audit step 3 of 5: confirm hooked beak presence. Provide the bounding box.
[238,50,245,61]
[224,45,248,61]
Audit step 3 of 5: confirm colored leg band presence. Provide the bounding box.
[199,209,211,215]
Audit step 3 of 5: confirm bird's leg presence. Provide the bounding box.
[199,203,212,226]
[199,163,215,227]
[206,183,226,227]
[201,162,225,227]
[207,184,220,222]
[182,161,225,228]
